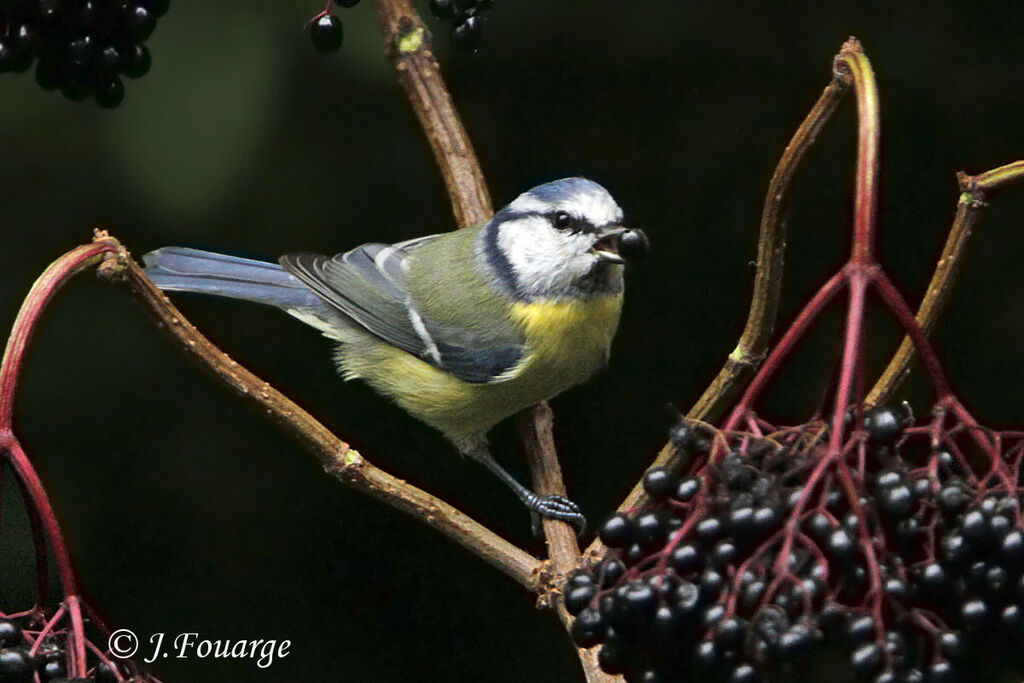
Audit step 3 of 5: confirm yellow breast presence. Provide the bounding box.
[508,295,623,385]
[336,294,623,441]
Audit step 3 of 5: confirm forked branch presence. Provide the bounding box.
[587,51,855,554]
[867,160,1024,406]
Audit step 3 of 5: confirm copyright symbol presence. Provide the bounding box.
[108,629,138,658]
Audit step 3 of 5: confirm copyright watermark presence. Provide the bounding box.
[108,629,291,669]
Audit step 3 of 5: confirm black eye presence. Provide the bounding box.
[553,211,575,231]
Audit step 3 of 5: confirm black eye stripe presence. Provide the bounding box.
[492,208,601,234]
[547,210,596,234]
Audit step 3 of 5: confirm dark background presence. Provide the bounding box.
[2,2,1024,681]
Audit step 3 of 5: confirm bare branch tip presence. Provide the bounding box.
[841,36,864,54]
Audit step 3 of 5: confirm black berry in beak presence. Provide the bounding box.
[617,229,649,261]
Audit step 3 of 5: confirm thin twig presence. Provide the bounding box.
[587,56,854,551]
[516,405,620,682]
[835,38,879,266]
[867,160,1024,406]
[100,237,542,590]
[371,0,492,229]
[0,238,124,677]
[372,0,607,678]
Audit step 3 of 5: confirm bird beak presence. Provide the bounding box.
[590,226,628,264]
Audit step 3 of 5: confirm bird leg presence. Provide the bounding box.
[459,438,586,535]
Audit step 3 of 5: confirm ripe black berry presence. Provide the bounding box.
[928,660,957,683]
[669,422,708,453]
[121,44,151,78]
[961,509,990,548]
[598,513,633,548]
[1000,603,1021,629]
[41,657,66,679]
[715,616,746,651]
[702,603,726,629]
[729,505,756,537]
[674,476,701,502]
[564,584,597,616]
[694,639,719,669]
[850,642,883,677]
[847,614,876,643]
[429,0,457,18]
[597,640,626,674]
[310,14,343,53]
[874,468,904,489]
[617,229,650,261]
[643,467,678,500]
[698,568,725,601]
[960,598,989,628]
[697,516,727,544]
[711,540,739,567]
[916,563,949,598]
[634,511,668,549]
[336,0,361,6]
[95,76,124,108]
[624,542,646,565]
[1002,529,1024,565]
[937,483,971,516]
[669,542,704,574]
[827,528,856,560]
[0,647,34,683]
[570,608,605,648]
[779,623,815,657]
[598,558,626,586]
[450,15,482,50]
[618,582,657,626]
[95,661,121,683]
[67,35,96,65]
[864,405,907,444]
[941,532,970,568]
[651,604,683,642]
[0,619,22,648]
[673,581,703,616]
[878,483,915,518]
[730,662,758,683]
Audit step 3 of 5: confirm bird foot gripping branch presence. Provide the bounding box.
[565,39,1024,683]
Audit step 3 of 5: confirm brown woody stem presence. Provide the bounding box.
[867,159,1024,405]
[587,56,854,555]
[371,0,492,229]
[372,0,609,678]
[100,238,542,590]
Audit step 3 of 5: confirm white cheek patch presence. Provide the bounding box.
[498,218,595,296]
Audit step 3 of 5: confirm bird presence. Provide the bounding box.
[143,177,648,533]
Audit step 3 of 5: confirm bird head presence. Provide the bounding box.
[478,177,648,300]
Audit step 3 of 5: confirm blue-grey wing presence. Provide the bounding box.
[280,236,524,384]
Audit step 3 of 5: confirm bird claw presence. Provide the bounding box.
[528,494,587,536]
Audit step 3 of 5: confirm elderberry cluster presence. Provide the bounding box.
[308,0,360,54]
[427,0,494,51]
[0,0,164,107]
[0,616,121,682]
[566,406,1024,682]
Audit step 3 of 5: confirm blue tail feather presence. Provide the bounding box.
[143,247,329,312]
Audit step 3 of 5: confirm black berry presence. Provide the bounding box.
[310,14,343,53]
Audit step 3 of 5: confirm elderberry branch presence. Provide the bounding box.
[835,38,880,266]
[868,159,1024,406]
[371,5,593,661]
[105,240,544,590]
[371,0,493,229]
[600,59,855,534]
[370,2,607,677]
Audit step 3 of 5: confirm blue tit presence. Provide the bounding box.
[143,177,648,532]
